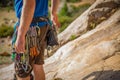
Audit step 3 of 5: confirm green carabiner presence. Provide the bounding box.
[11,52,16,61]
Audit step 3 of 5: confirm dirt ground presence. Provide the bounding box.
[0,9,17,27]
[0,38,12,69]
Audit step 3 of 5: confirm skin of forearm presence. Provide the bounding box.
[51,0,60,15]
[18,0,35,38]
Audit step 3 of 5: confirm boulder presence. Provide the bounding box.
[0,0,120,80]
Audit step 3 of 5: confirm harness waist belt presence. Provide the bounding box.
[32,16,49,23]
[18,16,49,24]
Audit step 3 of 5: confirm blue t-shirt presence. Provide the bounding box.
[14,0,48,27]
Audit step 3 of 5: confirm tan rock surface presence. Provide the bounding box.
[45,0,120,80]
[0,0,120,80]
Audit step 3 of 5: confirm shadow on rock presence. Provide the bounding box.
[82,70,120,80]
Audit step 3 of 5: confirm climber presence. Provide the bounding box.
[12,0,60,80]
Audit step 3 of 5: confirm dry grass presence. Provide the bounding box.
[0,8,17,26]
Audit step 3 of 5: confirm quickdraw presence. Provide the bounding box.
[28,26,40,57]
[11,17,51,78]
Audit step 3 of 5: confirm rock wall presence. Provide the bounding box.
[45,0,120,80]
[0,0,120,80]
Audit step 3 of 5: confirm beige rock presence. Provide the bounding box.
[45,0,120,80]
[0,0,120,80]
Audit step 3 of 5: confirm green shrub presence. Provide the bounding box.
[0,24,14,38]
[70,35,77,40]
[59,2,68,16]
[59,23,68,33]
[66,0,81,3]
[69,3,91,17]
[0,0,14,7]
[58,16,73,32]
[58,3,91,33]
[48,0,51,6]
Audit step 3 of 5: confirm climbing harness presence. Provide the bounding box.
[11,16,59,78]
[11,26,38,78]
[12,35,33,78]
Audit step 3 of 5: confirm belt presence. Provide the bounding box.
[18,16,49,24]
[32,16,49,23]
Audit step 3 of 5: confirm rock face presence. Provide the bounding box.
[0,0,120,80]
[58,0,120,45]
[45,0,120,80]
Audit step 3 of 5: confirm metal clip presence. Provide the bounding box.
[22,64,32,73]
